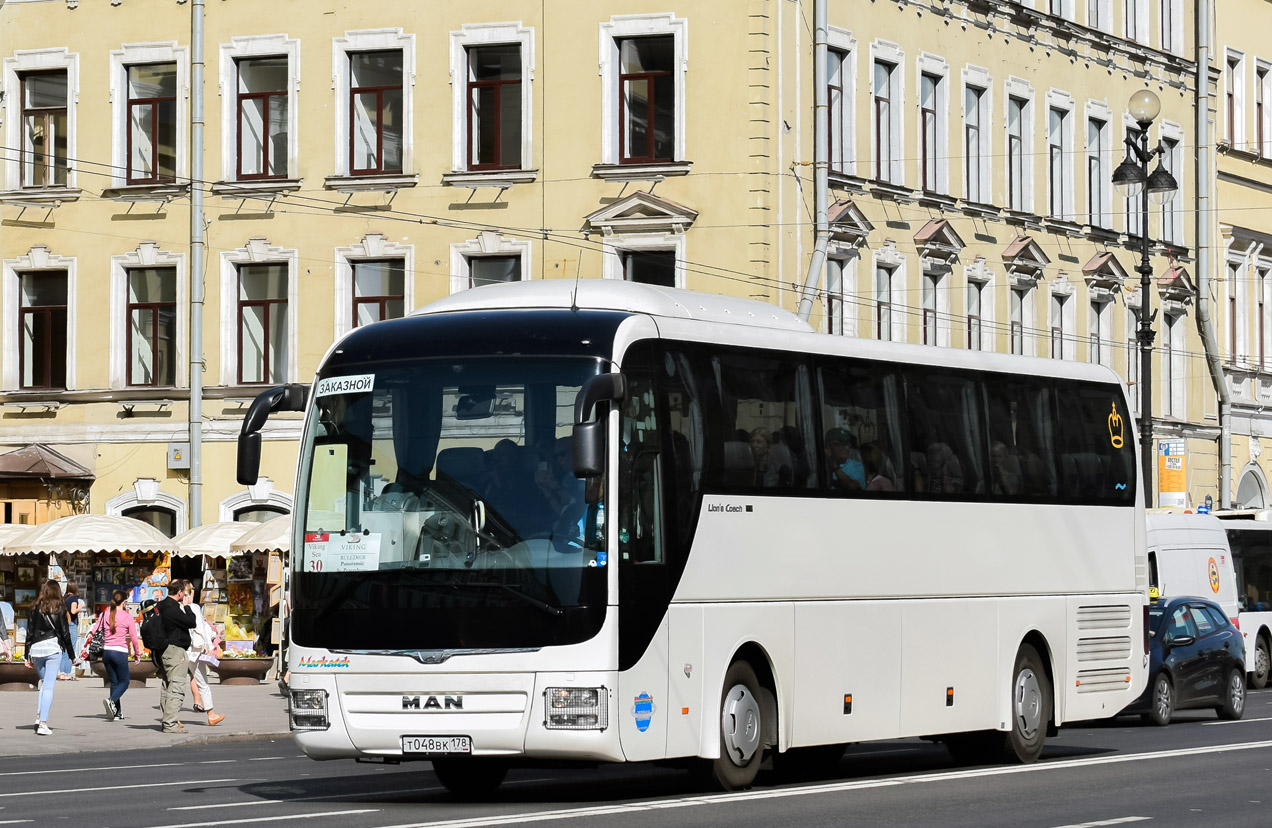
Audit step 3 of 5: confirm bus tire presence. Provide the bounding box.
[1217,667,1246,720]
[1251,636,1270,690]
[431,758,508,798]
[1002,644,1050,764]
[1142,672,1173,726]
[706,660,766,791]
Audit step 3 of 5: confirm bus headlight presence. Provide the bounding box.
[544,686,607,730]
[290,689,330,731]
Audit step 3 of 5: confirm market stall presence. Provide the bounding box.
[220,516,289,683]
[171,521,259,648]
[0,523,36,665]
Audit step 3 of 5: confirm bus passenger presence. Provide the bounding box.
[991,441,1022,496]
[863,443,895,491]
[825,428,865,491]
[924,442,965,494]
[748,428,792,487]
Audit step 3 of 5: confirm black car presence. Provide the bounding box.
[1123,595,1246,725]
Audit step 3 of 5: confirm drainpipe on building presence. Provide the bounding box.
[1193,0,1231,508]
[796,0,829,323]
[189,0,205,528]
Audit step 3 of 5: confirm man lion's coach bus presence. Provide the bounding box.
[237,280,1147,794]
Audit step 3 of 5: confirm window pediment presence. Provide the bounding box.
[1082,251,1129,298]
[1003,235,1050,286]
[585,191,698,237]
[1157,264,1194,306]
[914,218,965,266]
[829,199,874,247]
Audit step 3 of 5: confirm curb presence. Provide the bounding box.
[0,730,294,759]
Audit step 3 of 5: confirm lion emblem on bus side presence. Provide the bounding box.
[1108,403,1124,449]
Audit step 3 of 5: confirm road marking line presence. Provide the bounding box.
[1048,818,1151,828]
[167,787,445,810]
[0,779,237,799]
[0,820,35,825]
[0,762,187,778]
[362,740,1272,828]
[147,809,379,828]
[1202,716,1272,725]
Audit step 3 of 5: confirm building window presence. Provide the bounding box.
[876,264,895,341]
[619,37,674,165]
[469,255,522,289]
[967,281,983,350]
[828,48,851,173]
[922,272,938,345]
[1087,117,1108,228]
[1125,0,1145,43]
[1087,0,1103,29]
[1229,261,1242,361]
[1126,307,1140,415]
[1257,64,1270,157]
[19,271,68,390]
[127,63,178,184]
[1050,292,1069,359]
[1048,106,1071,219]
[964,84,988,202]
[350,50,403,175]
[123,505,177,538]
[921,72,940,193]
[873,60,898,183]
[126,267,176,387]
[1125,126,1144,237]
[1228,53,1244,147]
[621,250,675,287]
[236,57,288,180]
[1008,96,1028,211]
[1089,299,1113,367]
[1010,287,1027,355]
[235,505,288,523]
[1259,265,1270,369]
[1163,312,1184,417]
[237,263,288,385]
[826,257,852,336]
[20,72,68,189]
[467,44,522,170]
[352,260,405,327]
[1160,0,1180,53]
[1160,136,1181,243]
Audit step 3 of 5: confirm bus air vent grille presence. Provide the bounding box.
[1074,667,1132,693]
[1075,636,1132,662]
[1075,604,1132,630]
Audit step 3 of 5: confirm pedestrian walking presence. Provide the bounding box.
[0,606,11,660]
[157,579,198,733]
[183,590,226,727]
[24,579,76,735]
[87,589,143,721]
[58,582,82,680]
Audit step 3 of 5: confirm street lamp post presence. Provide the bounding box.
[1111,89,1179,508]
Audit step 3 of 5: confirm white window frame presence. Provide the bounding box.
[218,34,301,183]
[1227,240,1252,365]
[826,250,859,337]
[870,40,905,185]
[1163,310,1186,418]
[449,22,535,174]
[1124,0,1148,44]
[827,28,857,176]
[1087,0,1111,31]
[920,264,951,347]
[962,65,992,204]
[1049,281,1076,360]
[598,13,689,166]
[873,244,907,343]
[1257,60,1272,158]
[1047,0,1075,19]
[1046,90,1075,220]
[2,245,77,391]
[1010,285,1036,357]
[917,53,948,195]
[450,231,533,294]
[1159,121,1184,244]
[1085,100,1114,229]
[334,233,415,339]
[1123,113,1144,237]
[965,260,994,352]
[106,479,188,536]
[1259,257,1272,370]
[109,243,187,390]
[3,48,80,192]
[109,42,190,188]
[1089,295,1114,368]
[1159,0,1183,54]
[1126,302,1141,415]
[1005,77,1035,212]
[331,28,416,176]
[218,238,299,386]
[219,478,292,523]
[1227,50,1246,149]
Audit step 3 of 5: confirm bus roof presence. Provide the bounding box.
[409,279,815,333]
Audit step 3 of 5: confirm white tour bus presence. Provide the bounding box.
[237,280,1147,794]
[1215,517,1272,688]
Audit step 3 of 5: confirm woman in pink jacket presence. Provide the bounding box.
[86,590,143,721]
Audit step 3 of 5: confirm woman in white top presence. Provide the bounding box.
[24,580,75,735]
[182,589,226,726]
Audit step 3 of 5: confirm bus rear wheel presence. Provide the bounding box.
[431,758,508,798]
[945,644,1051,765]
[1251,637,1270,690]
[704,660,766,791]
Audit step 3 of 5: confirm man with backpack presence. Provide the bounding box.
[155,580,198,734]
[139,599,165,676]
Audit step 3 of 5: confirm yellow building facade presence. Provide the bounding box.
[0,0,1227,528]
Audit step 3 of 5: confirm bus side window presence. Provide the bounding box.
[817,359,906,495]
[982,374,1057,499]
[1055,382,1134,504]
[904,369,985,496]
[619,363,662,565]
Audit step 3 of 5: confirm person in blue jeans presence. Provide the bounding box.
[24,579,76,736]
[89,589,143,721]
[59,583,82,680]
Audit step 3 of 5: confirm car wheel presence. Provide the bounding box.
[1251,637,1270,690]
[1217,667,1246,720]
[703,660,766,791]
[431,758,509,798]
[1143,673,1173,726]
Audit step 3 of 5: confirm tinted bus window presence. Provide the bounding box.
[904,369,985,495]
[818,359,906,494]
[1054,380,1135,504]
[983,374,1058,499]
[661,347,707,550]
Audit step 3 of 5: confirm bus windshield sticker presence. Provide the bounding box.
[303,531,381,572]
[315,373,375,398]
[1108,402,1124,449]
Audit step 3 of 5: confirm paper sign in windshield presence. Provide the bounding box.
[303,532,381,572]
[315,374,375,398]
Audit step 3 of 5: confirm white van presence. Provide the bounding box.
[1146,512,1240,623]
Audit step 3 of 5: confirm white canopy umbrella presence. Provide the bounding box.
[229,515,291,555]
[2,514,175,556]
[0,524,35,556]
[171,521,260,558]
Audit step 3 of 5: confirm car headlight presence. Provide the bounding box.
[290,689,330,731]
[543,686,607,730]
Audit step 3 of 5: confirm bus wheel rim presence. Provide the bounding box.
[721,684,762,765]
[1014,668,1042,739]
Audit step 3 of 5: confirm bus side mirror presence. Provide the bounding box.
[237,383,309,485]
[571,373,627,480]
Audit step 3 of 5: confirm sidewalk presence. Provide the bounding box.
[0,673,291,757]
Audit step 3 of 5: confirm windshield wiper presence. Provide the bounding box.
[449,581,565,617]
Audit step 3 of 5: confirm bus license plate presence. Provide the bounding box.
[401,735,472,755]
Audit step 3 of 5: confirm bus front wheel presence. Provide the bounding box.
[1003,644,1050,763]
[431,758,508,798]
[705,660,766,791]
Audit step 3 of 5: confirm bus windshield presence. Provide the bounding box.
[291,355,609,652]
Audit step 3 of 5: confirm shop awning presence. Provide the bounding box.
[0,444,94,480]
[2,514,175,556]
[229,516,291,555]
[0,524,35,556]
[171,521,261,558]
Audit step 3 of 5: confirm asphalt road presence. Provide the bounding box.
[4,688,1271,828]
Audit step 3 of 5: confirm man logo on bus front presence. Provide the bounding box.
[402,695,464,710]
